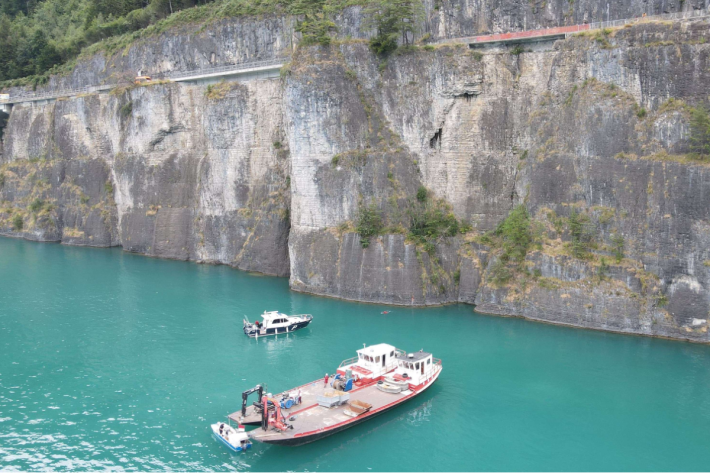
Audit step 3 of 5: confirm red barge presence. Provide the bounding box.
[242,343,442,446]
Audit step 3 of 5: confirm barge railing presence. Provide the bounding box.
[339,357,359,368]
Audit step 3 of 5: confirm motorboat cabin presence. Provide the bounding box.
[390,350,439,387]
[336,343,404,381]
[243,311,313,338]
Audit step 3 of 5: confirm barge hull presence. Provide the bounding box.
[250,366,441,446]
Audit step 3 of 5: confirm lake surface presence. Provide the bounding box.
[1,238,710,471]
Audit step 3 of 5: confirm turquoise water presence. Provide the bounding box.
[1,238,710,471]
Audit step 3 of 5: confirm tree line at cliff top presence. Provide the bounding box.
[0,0,425,87]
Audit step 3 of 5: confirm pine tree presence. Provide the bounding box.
[690,105,710,159]
[364,0,424,55]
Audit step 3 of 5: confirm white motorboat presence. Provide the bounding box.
[243,311,313,338]
[211,422,251,452]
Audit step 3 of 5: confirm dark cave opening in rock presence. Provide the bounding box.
[430,128,443,149]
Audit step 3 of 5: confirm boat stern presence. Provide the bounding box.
[211,422,252,452]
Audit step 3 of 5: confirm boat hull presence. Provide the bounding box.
[253,369,440,447]
[213,432,251,452]
[211,424,252,452]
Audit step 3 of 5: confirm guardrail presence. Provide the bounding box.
[442,6,710,45]
[165,57,286,81]
[3,57,288,105]
[7,84,114,104]
[585,6,710,31]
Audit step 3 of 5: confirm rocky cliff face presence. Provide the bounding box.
[1,79,290,276]
[2,3,710,342]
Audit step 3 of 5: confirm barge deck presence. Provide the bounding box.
[228,377,328,425]
[246,344,442,446]
[249,378,437,446]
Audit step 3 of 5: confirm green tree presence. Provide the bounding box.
[364,0,424,55]
[416,185,427,202]
[495,204,531,263]
[12,214,23,230]
[690,105,710,159]
[30,30,61,74]
[611,233,624,263]
[357,202,384,248]
[568,208,593,259]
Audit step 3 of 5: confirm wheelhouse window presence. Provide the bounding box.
[376,356,380,363]
[427,359,431,364]
[416,362,420,369]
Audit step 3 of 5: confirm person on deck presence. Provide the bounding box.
[323,373,329,387]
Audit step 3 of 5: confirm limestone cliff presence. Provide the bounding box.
[2,2,710,342]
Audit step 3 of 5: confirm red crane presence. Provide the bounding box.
[261,395,292,431]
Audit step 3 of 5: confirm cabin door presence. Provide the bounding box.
[382,354,386,367]
[421,362,424,375]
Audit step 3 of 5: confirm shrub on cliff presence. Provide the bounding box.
[119,101,133,118]
[476,205,532,286]
[494,204,532,264]
[690,105,710,159]
[611,233,624,262]
[408,200,459,243]
[568,209,594,259]
[416,185,427,202]
[12,214,23,231]
[28,198,45,213]
[357,202,384,248]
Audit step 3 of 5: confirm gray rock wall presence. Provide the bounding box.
[285,19,710,342]
[1,80,290,276]
[2,7,710,342]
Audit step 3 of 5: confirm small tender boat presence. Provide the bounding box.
[211,422,252,452]
[243,311,313,338]
[376,375,410,394]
